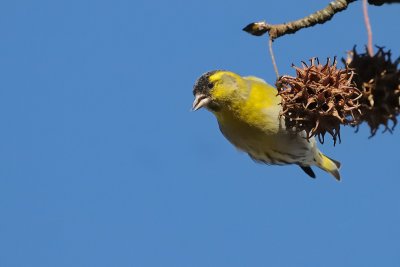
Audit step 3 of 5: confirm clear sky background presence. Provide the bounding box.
[0,1,399,266]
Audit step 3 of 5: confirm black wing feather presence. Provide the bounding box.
[300,166,316,179]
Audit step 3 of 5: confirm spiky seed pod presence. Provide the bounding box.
[368,0,400,6]
[277,57,362,145]
[345,46,400,136]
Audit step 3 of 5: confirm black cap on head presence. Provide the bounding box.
[193,70,221,96]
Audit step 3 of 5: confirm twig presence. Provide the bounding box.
[243,0,357,41]
[268,39,279,78]
[363,0,374,56]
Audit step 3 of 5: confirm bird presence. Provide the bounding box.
[192,70,341,180]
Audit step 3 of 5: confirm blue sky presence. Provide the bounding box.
[0,0,399,266]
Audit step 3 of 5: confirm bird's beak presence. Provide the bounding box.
[192,94,211,111]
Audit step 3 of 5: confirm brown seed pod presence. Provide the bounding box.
[345,46,400,136]
[277,57,362,145]
[368,0,400,6]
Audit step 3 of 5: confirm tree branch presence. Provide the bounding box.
[243,0,357,40]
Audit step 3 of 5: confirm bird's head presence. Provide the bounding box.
[192,70,245,112]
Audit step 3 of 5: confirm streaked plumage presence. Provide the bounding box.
[192,70,341,180]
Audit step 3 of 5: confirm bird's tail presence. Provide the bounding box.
[316,152,341,181]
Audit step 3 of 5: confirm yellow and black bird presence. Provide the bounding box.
[192,70,341,180]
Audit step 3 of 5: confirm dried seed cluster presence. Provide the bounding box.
[346,46,400,136]
[277,58,362,144]
[368,0,400,6]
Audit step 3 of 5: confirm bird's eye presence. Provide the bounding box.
[208,83,214,89]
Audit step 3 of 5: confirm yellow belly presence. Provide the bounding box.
[215,109,315,165]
